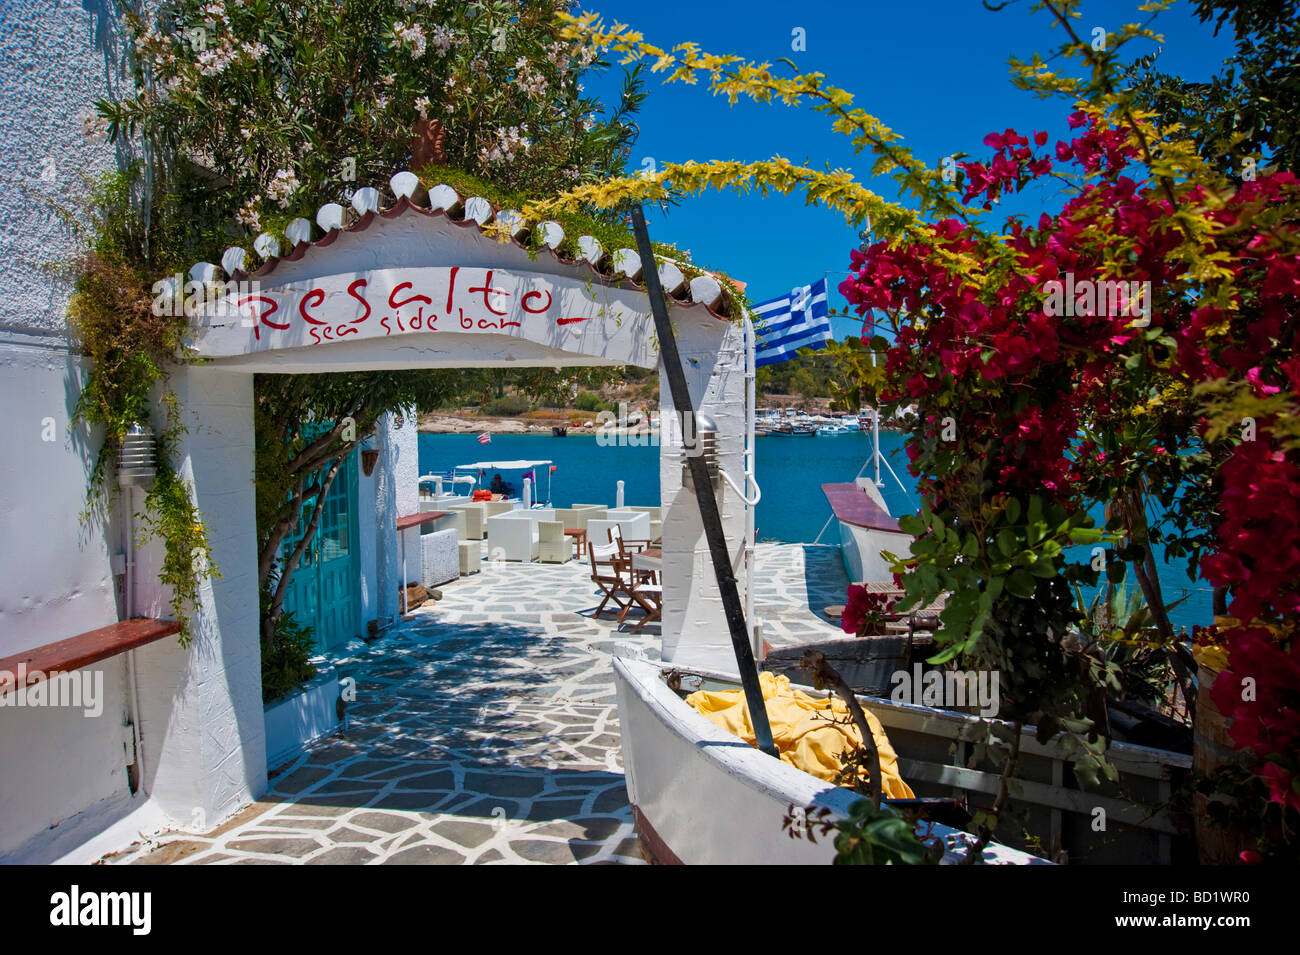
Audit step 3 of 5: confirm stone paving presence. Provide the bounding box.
[106,543,847,865]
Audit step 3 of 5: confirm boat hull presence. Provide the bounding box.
[839,519,913,582]
[613,653,1047,864]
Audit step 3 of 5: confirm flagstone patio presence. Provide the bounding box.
[104,542,847,865]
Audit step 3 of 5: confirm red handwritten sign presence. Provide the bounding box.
[215,267,649,349]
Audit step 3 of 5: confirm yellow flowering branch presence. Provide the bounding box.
[557,10,974,225]
[518,156,981,275]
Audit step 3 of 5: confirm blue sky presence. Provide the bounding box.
[580,0,1235,339]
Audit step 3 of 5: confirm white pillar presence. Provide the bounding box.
[616,480,625,508]
[522,477,532,508]
[374,413,400,626]
[657,314,748,671]
[132,366,267,830]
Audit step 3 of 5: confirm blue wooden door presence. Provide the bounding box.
[281,448,360,652]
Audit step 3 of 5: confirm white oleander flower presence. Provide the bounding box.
[393,20,427,56]
[236,198,261,230]
[267,167,299,209]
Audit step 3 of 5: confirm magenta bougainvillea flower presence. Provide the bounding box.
[840,110,1300,808]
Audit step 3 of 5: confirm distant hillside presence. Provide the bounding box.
[420,338,852,421]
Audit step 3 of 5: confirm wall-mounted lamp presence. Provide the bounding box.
[682,413,722,494]
[117,422,156,488]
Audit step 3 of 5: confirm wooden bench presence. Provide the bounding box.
[0,618,181,694]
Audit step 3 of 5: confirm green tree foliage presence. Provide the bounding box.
[99,0,644,232]
[1122,0,1299,175]
[84,1,648,656]
[756,338,853,402]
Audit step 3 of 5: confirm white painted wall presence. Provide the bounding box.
[658,317,750,671]
[357,440,379,629]
[391,405,422,601]
[131,366,267,831]
[393,404,419,516]
[0,0,124,338]
[374,412,401,626]
[0,341,121,651]
[0,0,158,860]
[352,406,416,633]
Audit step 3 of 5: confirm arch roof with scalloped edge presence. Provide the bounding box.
[175,170,739,372]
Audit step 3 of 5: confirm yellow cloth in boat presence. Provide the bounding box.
[685,671,915,799]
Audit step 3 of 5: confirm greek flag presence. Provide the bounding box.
[753,278,832,367]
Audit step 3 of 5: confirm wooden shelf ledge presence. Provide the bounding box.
[397,511,448,531]
[0,618,181,693]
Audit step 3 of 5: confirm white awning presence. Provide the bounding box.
[453,460,553,471]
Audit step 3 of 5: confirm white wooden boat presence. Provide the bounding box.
[613,651,1191,864]
[822,479,913,581]
[612,651,1049,864]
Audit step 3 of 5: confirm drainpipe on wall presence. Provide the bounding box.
[118,423,155,796]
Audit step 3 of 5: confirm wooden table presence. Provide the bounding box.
[632,548,662,572]
[563,528,587,560]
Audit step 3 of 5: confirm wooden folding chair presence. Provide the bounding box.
[608,523,652,557]
[610,524,657,585]
[621,574,663,633]
[588,539,632,619]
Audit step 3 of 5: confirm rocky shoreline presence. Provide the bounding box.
[418,407,897,435]
[418,410,607,435]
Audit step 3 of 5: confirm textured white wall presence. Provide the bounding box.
[374,413,400,625]
[0,341,120,652]
[0,0,149,860]
[393,404,419,516]
[132,366,266,829]
[0,340,140,859]
[0,0,126,336]
[357,444,379,627]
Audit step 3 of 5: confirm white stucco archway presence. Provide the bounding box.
[134,180,757,830]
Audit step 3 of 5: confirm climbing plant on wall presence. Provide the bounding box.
[75,0,647,645]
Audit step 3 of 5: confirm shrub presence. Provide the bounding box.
[573,390,610,412]
[481,395,529,416]
[261,607,318,703]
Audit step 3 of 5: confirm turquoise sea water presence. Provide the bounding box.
[418,429,1211,628]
